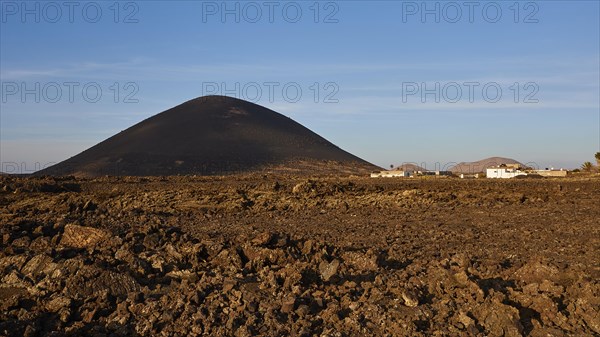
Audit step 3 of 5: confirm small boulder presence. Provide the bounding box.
[251,232,273,246]
[401,290,419,307]
[46,296,72,312]
[319,259,340,282]
[60,224,110,249]
[281,296,297,313]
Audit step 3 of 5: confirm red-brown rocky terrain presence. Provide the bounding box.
[1,175,598,336]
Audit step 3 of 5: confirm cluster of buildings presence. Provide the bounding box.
[485,164,567,179]
[371,163,568,179]
[370,169,452,178]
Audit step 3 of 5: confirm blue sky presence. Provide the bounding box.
[1,0,599,173]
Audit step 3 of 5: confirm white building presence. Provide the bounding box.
[370,170,413,178]
[370,170,453,178]
[486,167,527,179]
[417,170,452,176]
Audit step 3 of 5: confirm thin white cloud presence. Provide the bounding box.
[2,54,597,82]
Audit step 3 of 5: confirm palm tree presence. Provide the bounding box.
[581,161,594,172]
[595,152,600,167]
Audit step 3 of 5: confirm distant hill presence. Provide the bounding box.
[449,157,524,174]
[391,163,427,172]
[37,96,379,177]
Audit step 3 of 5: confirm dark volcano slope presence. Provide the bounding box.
[39,96,377,176]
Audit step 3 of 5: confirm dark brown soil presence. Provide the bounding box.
[1,175,599,336]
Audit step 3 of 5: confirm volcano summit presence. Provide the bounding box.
[39,96,377,176]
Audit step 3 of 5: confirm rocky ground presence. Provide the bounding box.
[0,175,599,336]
